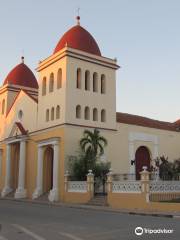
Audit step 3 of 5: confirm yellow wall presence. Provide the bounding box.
[27,127,65,199]
[63,123,180,174]
[108,192,180,212]
[64,192,92,204]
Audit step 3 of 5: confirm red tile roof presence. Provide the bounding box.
[3,63,38,89]
[116,112,180,132]
[54,25,101,56]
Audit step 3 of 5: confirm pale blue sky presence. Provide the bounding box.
[0,0,180,122]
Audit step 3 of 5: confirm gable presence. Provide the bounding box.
[9,122,27,138]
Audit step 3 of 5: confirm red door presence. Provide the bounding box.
[135,146,150,180]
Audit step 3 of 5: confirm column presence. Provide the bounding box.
[48,143,59,202]
[32,146,43,199]
[15,140,27,199]
[1,144,12,197]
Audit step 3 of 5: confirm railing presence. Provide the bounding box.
[68,181,87,193]
[149,181,180,192]
[112,181,141,193]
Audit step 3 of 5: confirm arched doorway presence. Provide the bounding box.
[11,143,20,190]
[135,146,150,180]
[43,146,53,194]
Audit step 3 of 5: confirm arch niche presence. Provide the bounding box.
[135,146,151,180]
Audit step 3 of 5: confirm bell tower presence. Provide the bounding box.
[37,17,119,130]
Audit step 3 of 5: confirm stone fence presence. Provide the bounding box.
[107,167,180,212]
[63,170,94,204]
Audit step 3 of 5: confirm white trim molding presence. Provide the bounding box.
[33,137,60,202]
[128,132,159,174]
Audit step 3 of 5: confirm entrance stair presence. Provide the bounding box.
[34,193,49,202]
[87,195,108,206]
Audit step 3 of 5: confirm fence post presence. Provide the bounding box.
[64,170,70,192]
[140,166,150,202]
[87,170,94,198]
[107,169,113,193]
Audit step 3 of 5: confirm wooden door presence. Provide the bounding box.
[135,146,150,180]
[11,144,20,190]
[43,147,53,193]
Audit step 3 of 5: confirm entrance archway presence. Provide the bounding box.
[43,146,53,194]
[135,146,150,180]
[11,143,20,190]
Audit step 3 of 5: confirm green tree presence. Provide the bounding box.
[68,129,109,180]
[80,128,107,159]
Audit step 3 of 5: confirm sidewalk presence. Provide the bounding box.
[1,196,180,219]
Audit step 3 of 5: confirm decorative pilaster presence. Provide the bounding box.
[64,170,70,192]
[140,166,150,202]
[15,140,27,199]
[32,146,43,199]
[129,142,135,174]
[87,170,94,198]
[48,143,59,202]
[106,169,113,193]
[1,144,12,197]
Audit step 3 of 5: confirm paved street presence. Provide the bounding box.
[0,200,179,240]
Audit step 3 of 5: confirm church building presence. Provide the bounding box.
[0,16,180,202]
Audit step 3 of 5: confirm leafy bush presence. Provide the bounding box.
[68,153,110,180]
[155,156,180,180]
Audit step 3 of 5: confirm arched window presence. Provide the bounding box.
[76,105,81,119]
[49,73,54,92]
[51,107,54,120]
[101,74,106,94]
[84,106,90,120]
[76,68,81,89]
[85,70,90,91]
[101,109,106,122]
[56,105,60,119]
[93,72,98,92]
[2,99,5,115]
[42,77,47,96]
[57,68,62,89]
[93,108,98,121]
[46,109,49,122]
[18,110,23,121]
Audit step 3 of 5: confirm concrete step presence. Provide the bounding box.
[87,195,108,206]
[5,191,15,198]
[34,193,49,202]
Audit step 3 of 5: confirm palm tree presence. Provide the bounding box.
[80,129,107,159]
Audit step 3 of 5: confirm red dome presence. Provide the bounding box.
[3,62,38,89]
[53,25,101,56]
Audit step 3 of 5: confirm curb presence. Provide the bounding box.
[0,197,179,219]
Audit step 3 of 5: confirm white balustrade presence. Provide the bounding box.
[112,181,141,193]
[150,181,180,193]
[68,181,87,193]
